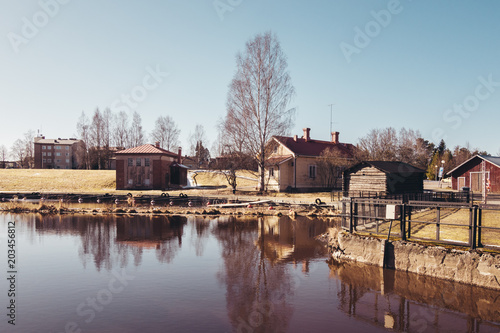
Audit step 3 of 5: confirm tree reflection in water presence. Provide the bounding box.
[330,259,500,332]
[34,214,187,270]
[213,216,294,333]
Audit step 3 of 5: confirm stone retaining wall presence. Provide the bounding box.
[327,229,500,290]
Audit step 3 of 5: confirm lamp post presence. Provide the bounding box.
[439,160,445,188]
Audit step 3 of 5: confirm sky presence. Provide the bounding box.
[1,0,500,157]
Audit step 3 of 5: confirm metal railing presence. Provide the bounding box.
[341,197,500,250]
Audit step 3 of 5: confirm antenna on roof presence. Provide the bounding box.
[328,104,336,134]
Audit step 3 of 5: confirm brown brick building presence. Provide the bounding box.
[34,137,82,169]
[115,143,188,190]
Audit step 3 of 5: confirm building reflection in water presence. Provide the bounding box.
[330,259,500,332]
[214,215,333,333]
[34,214,187,270]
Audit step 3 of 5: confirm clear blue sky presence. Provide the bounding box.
[1,0,499,156]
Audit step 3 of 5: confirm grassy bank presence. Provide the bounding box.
[0,169,116,193]
[0,169,333,203]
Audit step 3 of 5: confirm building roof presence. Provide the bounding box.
[116,144,178,158]
[345,161,426,175]
[34,138,80,145]
[446,154,500,176]
[273,136,356,157]
[265,155,293,166]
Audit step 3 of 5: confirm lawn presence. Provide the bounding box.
[0,169,117,193]
[0,169,334,203]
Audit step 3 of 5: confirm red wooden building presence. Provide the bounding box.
[446,155,500,194]
[115,143,188,190]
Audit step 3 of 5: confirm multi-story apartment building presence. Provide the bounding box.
[34,136,82,169]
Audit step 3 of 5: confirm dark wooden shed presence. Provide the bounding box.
[343,161,425,197]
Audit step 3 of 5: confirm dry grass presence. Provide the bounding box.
[0,169,334,204]
[354,206,500,248]
[0,169,116,193]
[191,170,259,188]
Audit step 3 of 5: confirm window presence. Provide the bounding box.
[66,159,70,163]
[56,159,61,163]
[65,153,69,156]
[42,146,46,150]
[136,158,141,166]
[128,158,133,167]
[55,152,61,156]
[128,179,133,185]
[42,159,46,163]
[47,159,52,163]
[145,179,150,186]
[42,152,46,157]
[145,158,150,167]
[65,146,69,150]
[55,146,61,150]
[269,167,274,177]
[47,152,52,156]
[309,165,317,179]
[48,146,52,149]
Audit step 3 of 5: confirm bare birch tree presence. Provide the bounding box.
[112,111,129,149]
[189,124,210,168]
[129,111,144,147]
[150,115,180,151]
[90,108,105,169]
[0,145,7,168]
[11,139,25,168]
[224,31,295,191]
[23,129,35,168]
[76,111,91,169]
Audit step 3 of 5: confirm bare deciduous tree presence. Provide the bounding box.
[358,127,432,169]
[129,111,144,147]
[150,115,180,151]
[112,111,129,149]
[11,139,25,168]
[0,145,7,168]
[224,31,295,192]
[189,124,210,168]
[77,111,91,169]
[23,129,35,168]
[317,148,355,189]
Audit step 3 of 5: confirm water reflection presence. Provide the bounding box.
[330,259,500,332]
[33,214,188,269]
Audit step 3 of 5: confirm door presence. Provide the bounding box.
[458,177,465,190]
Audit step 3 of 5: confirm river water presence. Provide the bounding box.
[0,213,499,333]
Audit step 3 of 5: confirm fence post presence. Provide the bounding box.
[470,205,478,250]
[477,206,482,248]
[407,205,412,239]
[349,198,354,233]
[400,204,406,241]
[436,207,441,241]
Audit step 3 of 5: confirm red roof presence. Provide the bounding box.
[273,136,356,157]
[116,144,178,158]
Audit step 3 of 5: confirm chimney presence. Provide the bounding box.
[178,147,182,164]
[293,135,298,141]
[303,128,311,142]
[155,141,160,148]
[331,131,339,144]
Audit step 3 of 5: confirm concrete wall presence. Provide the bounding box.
[327,229,500,290]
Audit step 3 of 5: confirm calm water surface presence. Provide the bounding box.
[0,213,499,333]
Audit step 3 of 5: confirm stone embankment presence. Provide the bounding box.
[326,229,500,290]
